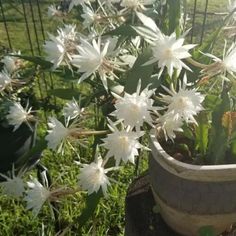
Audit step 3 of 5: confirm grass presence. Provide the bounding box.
[187,0,228,45]
[0,0,57,53]
[0,0,232,235]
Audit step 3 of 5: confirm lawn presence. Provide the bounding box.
[0,0,231,235]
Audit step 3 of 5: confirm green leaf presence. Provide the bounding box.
[203,95,221,111]
[209,130,228,164]
[12,55,53,69]
[124,48,154,94]
[195,112,209,156]
[207,87,231,164]
[132,26,157,41]
[104,24,138,37]
[231,140,236,156]
[48,88,80,100]
[167,0,181,35]
[193,28,221,60]
[193,10,236,59]
[78,191,103,230]
[53,67,77,81]
[182,124,194,140]
[198,226,216,236]
[212,89,230,133]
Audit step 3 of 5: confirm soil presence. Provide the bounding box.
[159,137,236,165]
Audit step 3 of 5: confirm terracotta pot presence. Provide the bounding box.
[149,134,236,236]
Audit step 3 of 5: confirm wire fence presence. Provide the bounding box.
[0,0,225,52]
[0,0,63,119]
[0,0,48,53]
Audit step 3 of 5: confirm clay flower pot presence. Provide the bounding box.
[149,134,236,236]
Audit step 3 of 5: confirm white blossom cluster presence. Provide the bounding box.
[0,171,51,217]
[1,0,236,218]
[157,75,205,141]
[0,52,22,92]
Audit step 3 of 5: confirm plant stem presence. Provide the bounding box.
[50,187,80,200]
[186,57,207,69]
[96,13,127,21]
[69,129,110,138]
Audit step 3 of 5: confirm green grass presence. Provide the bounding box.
[0,0,232,235]
[0,148,146,235]
[187,0,228,45]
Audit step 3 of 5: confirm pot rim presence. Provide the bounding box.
[150,134,236,181]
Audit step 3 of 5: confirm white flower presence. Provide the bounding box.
[120,0,154,10]
[46,114,89,153]
[63,98,83,120]
[71,38,117,89]
[180,11,190,30]
[44,25,78,69]
[157,112,183,141]
[0,174,25,197]
[121,0,139,9]
[160,75,205,124]
[103,0,120,3]
[105,37,137,67]
[228,0,236,10]
[6,102,32,131]
[112,81,155,130]
[120,54,137,68]
[44,34,67,68]
[102,121,145,165]
[45,117,69,152]
[221,44,236,75]
[78,157,110,195]
[201,43,236,78]
[1,52,22,74]
[71,38,105,81]
[106,37,120,57]
[0,70,12,91]
[24,179,51,216]
[48,4,62,18]
[146,32,195,78]
[228,0,236,20]
[57,24,78,43]
[69,0,94,12]
[135,12,162,43]
[81,5,97,29]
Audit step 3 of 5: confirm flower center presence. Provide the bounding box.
[176,97,189,109]
[130,103,140,114]
[164,48,173,59]
[91,168,103,184]
[101,59,113,73]
[119,135,129,149]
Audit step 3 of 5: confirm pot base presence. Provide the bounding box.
[152,190,235,236]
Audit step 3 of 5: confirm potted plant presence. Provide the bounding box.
[149,82,236,235]
[0,0,236,235]
[142,4,236,235]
